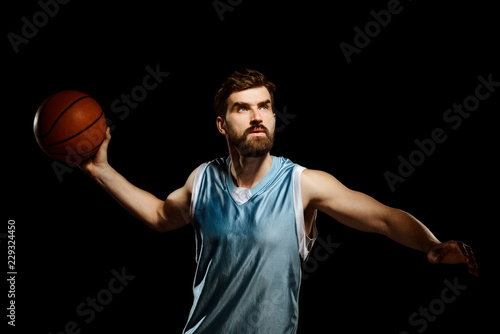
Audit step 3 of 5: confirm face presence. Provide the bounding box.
[217,86,276,157]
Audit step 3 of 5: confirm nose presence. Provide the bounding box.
[250,107,263,125]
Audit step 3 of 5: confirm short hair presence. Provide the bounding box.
[214,68,276,119]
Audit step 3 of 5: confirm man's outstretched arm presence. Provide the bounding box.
[80,127,195,232]
[301,169,478,276]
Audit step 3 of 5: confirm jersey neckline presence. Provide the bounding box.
[225,156,279,205]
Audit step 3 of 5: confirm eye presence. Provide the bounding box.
[259,104,270,111]
[238,106,248,112]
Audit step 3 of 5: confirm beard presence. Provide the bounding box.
[226,123,275,157]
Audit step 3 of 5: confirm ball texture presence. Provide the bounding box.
[34,90,107,164]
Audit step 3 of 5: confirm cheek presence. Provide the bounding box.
[267,114,276,130]
[226,119,245,135]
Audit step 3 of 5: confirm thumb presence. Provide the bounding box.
[79,127,111,175]
[100,127,111,149]
[95,127,111,160]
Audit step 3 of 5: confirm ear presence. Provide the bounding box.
[216,116,227,135]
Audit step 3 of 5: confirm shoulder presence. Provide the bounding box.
[184,157,226,194]
[300,169,349,208]
[300,169,344,188]
[184,167,198,194]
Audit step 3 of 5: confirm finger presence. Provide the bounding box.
[464,244,479,277]
[458,242,479,277]
[458,242,474,266]
[456,241,469,261]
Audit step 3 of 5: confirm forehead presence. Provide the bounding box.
[227,86,271,106]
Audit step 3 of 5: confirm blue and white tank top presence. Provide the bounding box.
[183,156,317,334]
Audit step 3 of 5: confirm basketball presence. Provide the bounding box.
[33,90,107,164]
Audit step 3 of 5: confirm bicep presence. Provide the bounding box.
[302,169,390,234]
[157,167,197,232]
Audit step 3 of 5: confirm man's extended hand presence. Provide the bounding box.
[427,240,479,277]
[79,127,111,178]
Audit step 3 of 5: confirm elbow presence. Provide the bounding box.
[375,206,401,236]
[378,207,416,236]
[149,223,169,233]
[148,217,173,233]
[147,215,185,233]
[147,199,191,232]
[147,202,171,232]
[142,211,171,233]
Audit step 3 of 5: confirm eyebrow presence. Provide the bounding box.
[230,99,271,110]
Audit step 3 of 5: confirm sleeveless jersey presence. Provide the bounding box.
[183,156,317,334]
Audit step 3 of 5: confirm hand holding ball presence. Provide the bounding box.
[33,90,107,164]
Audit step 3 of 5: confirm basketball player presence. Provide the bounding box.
[80,69,478,333]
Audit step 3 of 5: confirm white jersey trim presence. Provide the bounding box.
[189,162,209,222]
[292,165,318,260]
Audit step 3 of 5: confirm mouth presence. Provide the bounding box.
[249,129,266,136]
[249,126,266,133]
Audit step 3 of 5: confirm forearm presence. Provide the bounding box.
[382,208,441,253]
[91,163,165,229]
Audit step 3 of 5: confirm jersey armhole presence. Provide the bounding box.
[189,162,209,222]
[292,165,318,260]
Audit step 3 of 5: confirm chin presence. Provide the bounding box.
[238,138,273,157]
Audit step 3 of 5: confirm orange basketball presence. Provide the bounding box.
[33,90,107,164]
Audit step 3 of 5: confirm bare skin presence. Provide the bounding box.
[80,86,479,277]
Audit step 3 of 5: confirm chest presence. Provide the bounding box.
[199,189,295,236]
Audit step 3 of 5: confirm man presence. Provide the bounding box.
[80,69,478,333]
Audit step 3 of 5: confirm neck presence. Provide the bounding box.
[228,147,273,189]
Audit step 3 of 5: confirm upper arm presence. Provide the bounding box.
[301,169,391,234]
[155,167,197,232]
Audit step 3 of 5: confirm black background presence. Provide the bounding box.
[4,0,498,333]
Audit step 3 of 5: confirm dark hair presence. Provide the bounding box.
[214,68,276,119]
